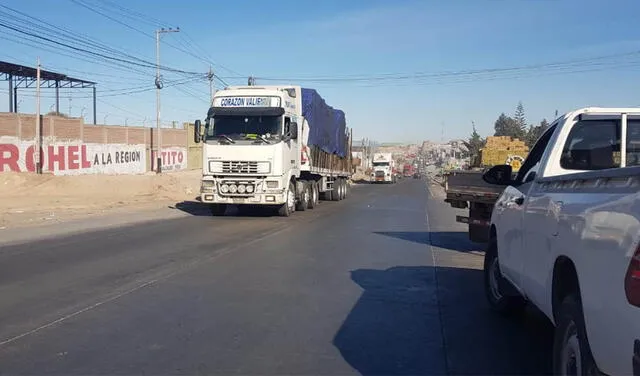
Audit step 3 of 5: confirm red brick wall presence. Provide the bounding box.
[0,112,187,147]
[0,112,190,172]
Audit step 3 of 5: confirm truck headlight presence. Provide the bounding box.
[229,184,238,193]
[237,184,246,193]
[246,185,254,193]
[220,184,229,193]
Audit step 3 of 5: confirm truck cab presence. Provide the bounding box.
[194,85,353,217]
[371,153,396,183]
[196,86,302,214]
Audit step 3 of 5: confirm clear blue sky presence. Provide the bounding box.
[2,0,640,143]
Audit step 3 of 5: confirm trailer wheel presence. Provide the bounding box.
[296,182,310,211]
[331,179,341,201]
[308,181,319,209]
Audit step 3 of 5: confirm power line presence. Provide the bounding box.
[81,0,244,77]
[0,5,204,76]
[254,50,640,83]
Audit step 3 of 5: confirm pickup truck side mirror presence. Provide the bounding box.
[289,122,298,140]
[482,164,513,185]
[194,120,202,143]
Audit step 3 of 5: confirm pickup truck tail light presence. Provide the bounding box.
[625,246,640,307]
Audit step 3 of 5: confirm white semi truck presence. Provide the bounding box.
[193,85,353,217]
[371,152,396,183]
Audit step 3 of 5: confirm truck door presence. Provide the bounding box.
[495,126,556,290]
[515,125,557,304]
[283,116,298,173]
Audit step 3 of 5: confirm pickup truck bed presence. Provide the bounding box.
[444,170,506,243]
[444,170,504,207]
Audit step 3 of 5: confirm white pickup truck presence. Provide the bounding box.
[482,107,640,376]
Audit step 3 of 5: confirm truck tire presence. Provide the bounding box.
[308,181,319,209]
[278,182,296,217]
[331,180,341,201]
[296,182,309,211]
[209,204,227,216]
[483,238,525,316]
[552,295,600,376]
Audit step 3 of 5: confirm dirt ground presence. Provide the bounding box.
[0,169,202,228]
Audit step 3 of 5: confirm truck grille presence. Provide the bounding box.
[209,160,270,174]
[375,171,385,177]
[223,161,258,174]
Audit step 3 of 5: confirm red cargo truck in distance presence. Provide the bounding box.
[402,164,414,177]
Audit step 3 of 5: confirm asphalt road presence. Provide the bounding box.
[0,179,553,375]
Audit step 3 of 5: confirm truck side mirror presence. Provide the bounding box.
[194,119,202,143]
[290,122,298,140]
[482,164,512,185]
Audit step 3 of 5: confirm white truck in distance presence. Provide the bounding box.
[371,152,396,183]
[482,107,640,376]
[193,85,353,217]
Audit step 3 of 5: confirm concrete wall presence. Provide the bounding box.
[0,112,194,175]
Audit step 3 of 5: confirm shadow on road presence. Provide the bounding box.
[170,200,279,217]
[373,231,480,252]
[333,266,553,375]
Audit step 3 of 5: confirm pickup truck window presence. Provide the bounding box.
[560,119,621,170]
[515,124,556,183]
[626,120,640,166]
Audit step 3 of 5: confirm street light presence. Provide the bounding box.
[155,27,180,174]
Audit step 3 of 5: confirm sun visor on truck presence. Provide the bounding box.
[209,107,285,117]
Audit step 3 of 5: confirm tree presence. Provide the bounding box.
[493,113,523,139]
[463,121,486,165]
[525,118,550,147]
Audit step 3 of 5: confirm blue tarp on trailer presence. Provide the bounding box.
[301,88,348,158]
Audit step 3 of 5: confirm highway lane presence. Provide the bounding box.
[0,179,552,375]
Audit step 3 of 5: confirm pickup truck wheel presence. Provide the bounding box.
[209,204,227,216]
[552,295,600,376]
[483,239,525,315]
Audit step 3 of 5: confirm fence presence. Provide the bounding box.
[0,112,200,175]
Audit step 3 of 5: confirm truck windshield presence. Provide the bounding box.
[373,162,389,167]
[207,115,282,141]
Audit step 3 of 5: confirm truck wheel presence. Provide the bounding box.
[308,182,318,209]
[552,295,600,376]
[209,204,227,216]
[331,180,341,201]
[343,180,349,199]
[483,238,525,316]
[296,182,310,211]
[278,182,296,217]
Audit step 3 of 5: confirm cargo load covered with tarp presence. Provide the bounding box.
[301,88,348,158]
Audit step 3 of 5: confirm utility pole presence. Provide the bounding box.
[35,57,42,174]
[155,27,180,174]
[207,65,214,103]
